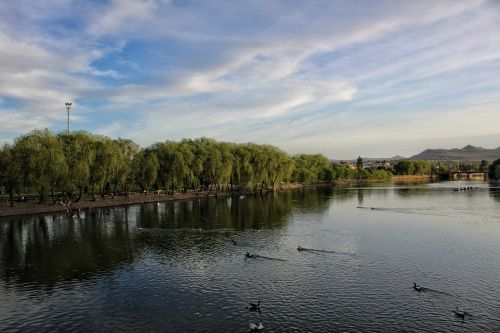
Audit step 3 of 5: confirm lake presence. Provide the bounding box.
[1,181,500,332]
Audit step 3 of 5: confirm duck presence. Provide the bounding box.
[247,300,261,311]
[453,306,465,319]
[249,321,264,331]
[413,282,422,292]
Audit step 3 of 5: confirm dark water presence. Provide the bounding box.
[1,181,500,332]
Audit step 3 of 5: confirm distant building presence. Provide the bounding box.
[366,160,393,170]
[339,161,357,169]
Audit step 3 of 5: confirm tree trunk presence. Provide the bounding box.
[75,186,83,203]
[9,189,14,207]
[38,187,45,204]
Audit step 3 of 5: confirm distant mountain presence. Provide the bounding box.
[361,156,407,162]
[331,156,406,163]
[410,145,500,161]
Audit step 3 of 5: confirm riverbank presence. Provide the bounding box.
[0,178,418,218]
[0,183,309,218]
[391,175,437,180]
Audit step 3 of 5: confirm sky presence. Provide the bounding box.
[0,0,499,159]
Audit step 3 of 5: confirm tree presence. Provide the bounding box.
[489,158,500,180]
[480,160,490,172]
[357,156,364,169]
[0,144,22,207]
[14,129,67,203]
[132,149,158,195]
[57,131,95,201]
[292,154,332,183]
[88,137,118,200]
[112,138,140,196]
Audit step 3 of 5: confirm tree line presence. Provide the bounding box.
[393,159,492,176]
[0,129,394,207]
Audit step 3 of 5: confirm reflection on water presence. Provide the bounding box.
[1,182,500,332]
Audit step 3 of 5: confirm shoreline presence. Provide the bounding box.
[0,183,307,219]
[0,176,462,219]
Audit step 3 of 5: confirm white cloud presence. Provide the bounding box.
[0,0,499,158]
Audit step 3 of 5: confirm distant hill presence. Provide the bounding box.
[410,145,500,161]
[332,156,406,163]
[361,156,406,162]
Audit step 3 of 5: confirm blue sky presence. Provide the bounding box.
[0,0,499,159]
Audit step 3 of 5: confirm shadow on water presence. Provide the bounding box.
[297,246,357,257]
[0,188,332,289]
[488,184,500,202]
[137,188,335,231]
[0,208,135,290]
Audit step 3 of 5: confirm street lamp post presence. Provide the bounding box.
[65,102,72,133]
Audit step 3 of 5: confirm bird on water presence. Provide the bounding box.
[247,300,261,312]
[453,306,466,319]
[249,321,264,331]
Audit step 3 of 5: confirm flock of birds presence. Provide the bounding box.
[247,301,264,331]
[453,186,476,191]
[238,236,470,330]
[412,282,470,320]
[244,281,471,330]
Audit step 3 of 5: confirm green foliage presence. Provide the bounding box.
[0,129,397,203]
[330,164,391,181]
[14,130,67,202]
[394,160,431,175]
[356,156,364,169]
[430,161,449,174]
[132,149,158,194]
[489,158,500,180]
[479,160,490,172]
[0,144,22,206]
[291,154,333,183]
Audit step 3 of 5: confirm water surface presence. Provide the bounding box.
[1,181,500,332]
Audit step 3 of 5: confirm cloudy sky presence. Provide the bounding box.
[1,0,499,159]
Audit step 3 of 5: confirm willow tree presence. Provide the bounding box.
[489,158,500,180]
[57,131,95,201]
[0,144,22,207]
[88,137,119,200]
[151,141,177,194]
[173,141,196,193]
[264,145,293,190]
[292,154,333,183]
[132,149,158,195]
[112,138,140,195]
[231,144,254,191]
[14,129,67,203]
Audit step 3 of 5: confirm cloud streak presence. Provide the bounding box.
[0,0,499,158]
